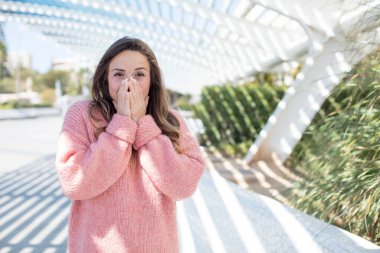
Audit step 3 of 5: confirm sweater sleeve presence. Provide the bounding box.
[55,101,137,200]
[136,110,205,201]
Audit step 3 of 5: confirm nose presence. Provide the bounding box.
[124,73,136,81]
[123,76,131,83]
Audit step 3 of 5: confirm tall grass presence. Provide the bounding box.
[286,49,380,244]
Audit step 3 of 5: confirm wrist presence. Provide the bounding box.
[133,112,147,122]
[117,112,131,118]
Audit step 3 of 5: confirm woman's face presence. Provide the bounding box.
[107,50,151,103]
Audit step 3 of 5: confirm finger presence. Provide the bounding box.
[119,82,126,100]
[127,80,133,93]
[127,80,131,93]
[131,77,141,92]
[129,95,135,109]
[117,83,122,96]
[122,79,128,89]
[126,92,132,116]
[118,80,126,97]
[129,81,137,103]
[129,78,137,93]
[130,76,137,86]
[124,79,130,93]
[125,92,131,107]
[131,78,143,101]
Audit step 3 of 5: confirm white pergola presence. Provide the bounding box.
[0,0,379,163]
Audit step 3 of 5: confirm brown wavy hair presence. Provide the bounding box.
[88,37,181,169]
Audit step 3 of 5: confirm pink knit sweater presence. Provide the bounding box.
[55,100,205,253]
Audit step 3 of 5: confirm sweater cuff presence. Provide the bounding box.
[133,115,162,150]
[106,114,137,143]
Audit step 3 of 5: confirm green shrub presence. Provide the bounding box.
[4,99,33,108]
[0,99,52,109]
[189,82,286,157]
[40,88,56,106]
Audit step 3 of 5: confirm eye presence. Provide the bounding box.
[134,72,145,78]
[114,72,123,77]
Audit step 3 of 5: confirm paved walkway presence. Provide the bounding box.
[0,108,61,121]
[1,151,379,252]
[202,147,303,205]
[0,116,63,173]
[0,155,68,253]
[0,115,379,252]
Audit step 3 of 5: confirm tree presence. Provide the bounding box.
[33,70,71,93]
[0,41,11,80]
[0,77,15,93]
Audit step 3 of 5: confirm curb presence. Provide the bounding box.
[0,108,62,120]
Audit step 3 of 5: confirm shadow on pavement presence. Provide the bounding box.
[0,154,69,253]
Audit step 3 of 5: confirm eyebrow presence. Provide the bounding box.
[111,67,148,72]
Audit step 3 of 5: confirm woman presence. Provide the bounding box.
[55,36,205,253]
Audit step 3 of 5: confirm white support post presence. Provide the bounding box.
[244,36,377,164]
[244,1,380,164]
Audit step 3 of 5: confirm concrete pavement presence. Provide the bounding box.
[0,108,61,121]
[0,116,379,252]
[0,115,63,174]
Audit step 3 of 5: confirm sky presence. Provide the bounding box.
[3,21,75,73]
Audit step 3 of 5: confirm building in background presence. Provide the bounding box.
[52,57,79,72]
[6,51,32,73]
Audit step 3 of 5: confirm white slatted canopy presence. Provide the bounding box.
[0,0,344,94]
[1,0,379,163]
[1,0,379,95]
